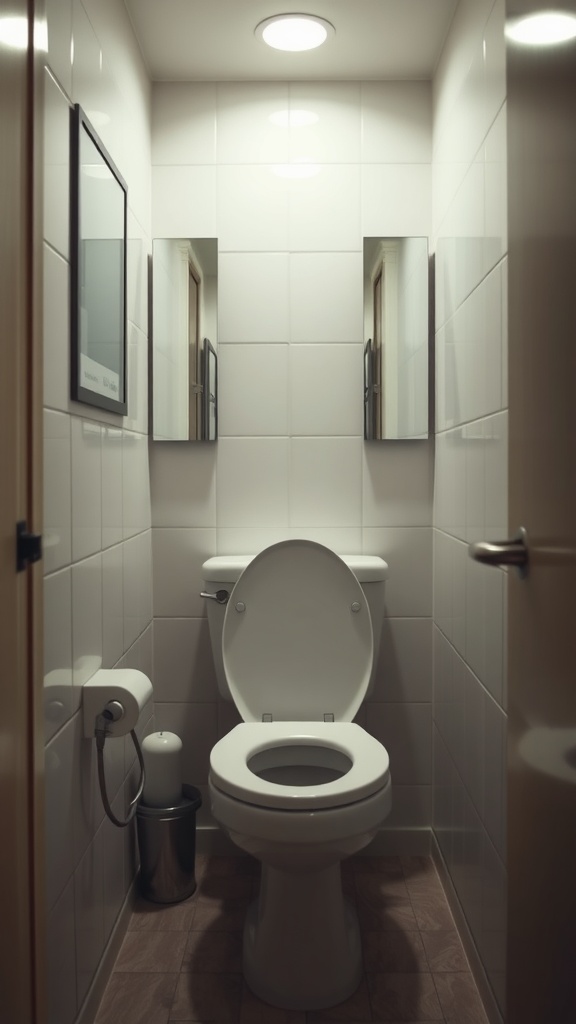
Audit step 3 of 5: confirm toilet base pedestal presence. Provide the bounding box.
[243,862,362,1011]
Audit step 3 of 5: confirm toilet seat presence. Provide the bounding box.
[210,722,390,810]
[222,540,373,724]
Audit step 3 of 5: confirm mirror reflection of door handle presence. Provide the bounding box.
[468,527,529,578]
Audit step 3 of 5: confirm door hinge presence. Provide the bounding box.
[16,521,42,572]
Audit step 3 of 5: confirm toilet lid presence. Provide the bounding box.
[222,540,373,722]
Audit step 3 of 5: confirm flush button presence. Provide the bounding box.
[235,601,246,613]
[351,602,361,613]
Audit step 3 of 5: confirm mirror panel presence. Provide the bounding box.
[363,237,429,440]
[152,237,218,441]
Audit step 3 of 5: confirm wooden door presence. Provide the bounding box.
[0,2,45,1020]
[506,3,576,1021]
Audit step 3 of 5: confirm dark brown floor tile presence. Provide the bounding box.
[197,872,254,902]
[169,972,243,1021]
[115,931,188,973]
[363,931,428,973]
[182,929,243,973]
[408,890,454,932]
[400,858,438,886]
[357,891,419,932]
[240,982,305,1022]
[129,894,198,932]
[95,972,178,1023]
[307,977,372,1022]
[191,896,251,932]
[367,973,444,1021]
[432,972,489,1024]
[356,868,410,900]
[420,930,468,972]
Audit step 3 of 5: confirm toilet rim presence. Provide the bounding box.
[209,722,390,811]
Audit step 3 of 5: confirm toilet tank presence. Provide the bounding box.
[201,553,388,702]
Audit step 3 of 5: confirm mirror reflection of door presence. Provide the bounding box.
[188,262,202,440]
[373,267,383,439]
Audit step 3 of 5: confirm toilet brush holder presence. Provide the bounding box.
[136,785,202,904]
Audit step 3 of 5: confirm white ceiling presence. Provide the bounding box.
[125,0,458,82]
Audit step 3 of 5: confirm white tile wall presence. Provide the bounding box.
[43,0,152,1014]
[432,0,507,1014]
[150,77,436,867]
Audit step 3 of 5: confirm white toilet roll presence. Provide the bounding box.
[141,731,183,808]
[82,668,153,738]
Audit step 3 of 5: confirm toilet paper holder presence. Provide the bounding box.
[82,668,153,829]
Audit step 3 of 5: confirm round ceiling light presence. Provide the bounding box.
[505,10,576,46]
[255,14,335,52]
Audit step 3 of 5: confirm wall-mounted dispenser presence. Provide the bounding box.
[83,668,153,827]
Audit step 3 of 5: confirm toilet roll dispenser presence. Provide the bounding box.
[82,668,153,829]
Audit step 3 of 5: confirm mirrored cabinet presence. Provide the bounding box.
[363,237,430,440]
[151,237,218,441]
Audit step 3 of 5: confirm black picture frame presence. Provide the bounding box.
[70,104,128,415]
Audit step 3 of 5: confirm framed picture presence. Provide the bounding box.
[201,338,218,441]
[70,104,128,414]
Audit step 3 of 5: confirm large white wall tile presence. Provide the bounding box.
[288,165,360,251]
[123,531,152,649]
[46,0,73,95]
[46,878,77,1024]
[122,430,150,538]
[102,545,124,668]
[484,105,507,276]
[152,165,217,238]
[44,70,70,258]
[363,527,433,617]
[216,527,290,555]
[216,438,289,528]
[101,426,123,548]
[44,568,73,742]
[126,211,149,335]
[44,409,72,573]
[218,344,289,436]
[71,418,102,561]
[363,441,433,527]
[153,528,217,617]
[45,718,76,910]
[289,252,363,343]
[372,617,433,703]
[71,0,102,115]
[366,703,432,784]
[289,82,361,164]
[153,618,218,702]
[152,82,216,164]
[287,526,362,553]
[218,252,289,343]
[362,165,431,237]
[217,165,288,251]
[290,344,363,437]
[43,244,70,414]
[361,82,432,163]
[216,82,289,164]
[150,442,216,527]
[74,832,105,1006]
[71,553,103,700]
[290,438,362,527]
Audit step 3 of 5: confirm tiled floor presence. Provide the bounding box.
[95,854,489,1023]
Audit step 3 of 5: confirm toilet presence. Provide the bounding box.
[202,539,392,1011]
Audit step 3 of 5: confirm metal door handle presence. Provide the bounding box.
[200,589,230,604]
[468,527,529,578]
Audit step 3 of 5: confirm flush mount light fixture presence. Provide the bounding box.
[255,14,335,52]
[505,10,576,46]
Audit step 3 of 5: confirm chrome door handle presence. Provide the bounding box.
[200,589,230,604]
[468,527,529,578]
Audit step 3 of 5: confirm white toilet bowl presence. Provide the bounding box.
[203,540,391,1010]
